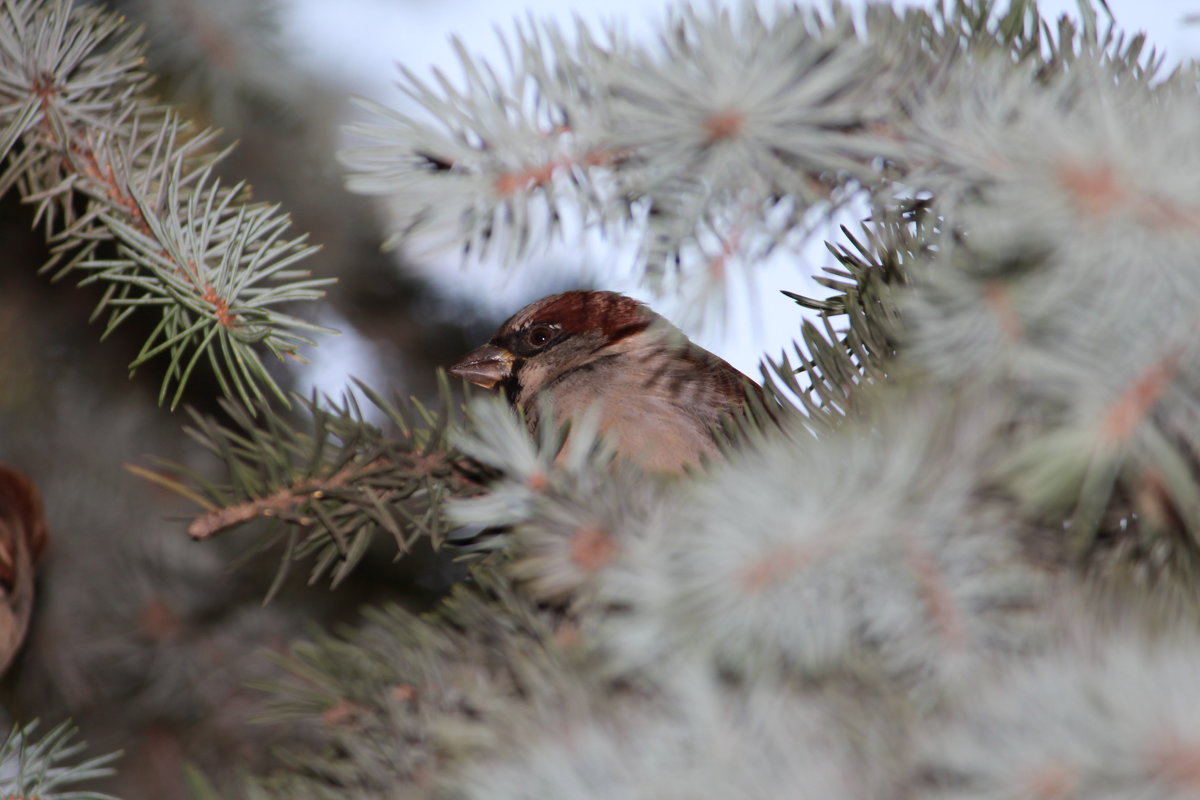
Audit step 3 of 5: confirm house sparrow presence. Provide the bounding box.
[448,291,763,473]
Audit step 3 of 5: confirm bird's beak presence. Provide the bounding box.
[448,344,515,390]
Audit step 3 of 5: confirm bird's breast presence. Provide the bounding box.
[539,370,720,473]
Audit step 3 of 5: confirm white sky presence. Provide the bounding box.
[280,0,1199,389]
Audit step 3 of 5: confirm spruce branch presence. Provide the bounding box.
[341,2,912,298]
[896,49,1200,575]
[253,564,589,799]
[449,396,665,608]
[448,676,855,800]
[341,19,627,264]
[0,721,120,800]
[0,0,333,407]
[606,3,908,282]
[162,376,482,595]
[341,1,1131,309]
[772,212,921,424]
[594,392,1048,690]
[916,633,1200,800]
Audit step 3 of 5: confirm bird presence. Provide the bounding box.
[448,290,764,473]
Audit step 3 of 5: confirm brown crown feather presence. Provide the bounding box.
[495,291,654,343]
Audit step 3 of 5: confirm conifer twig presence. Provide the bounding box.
[0,0,334,408]
[0,721,120,800]
[144,378,486,593]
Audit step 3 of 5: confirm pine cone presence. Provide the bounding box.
[0,465,47,675]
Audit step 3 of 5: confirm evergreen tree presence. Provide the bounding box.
[5,1,1200,799]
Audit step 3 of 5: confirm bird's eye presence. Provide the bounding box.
[525,324,555,348]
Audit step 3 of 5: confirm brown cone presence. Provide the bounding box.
[0,466,47,676]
